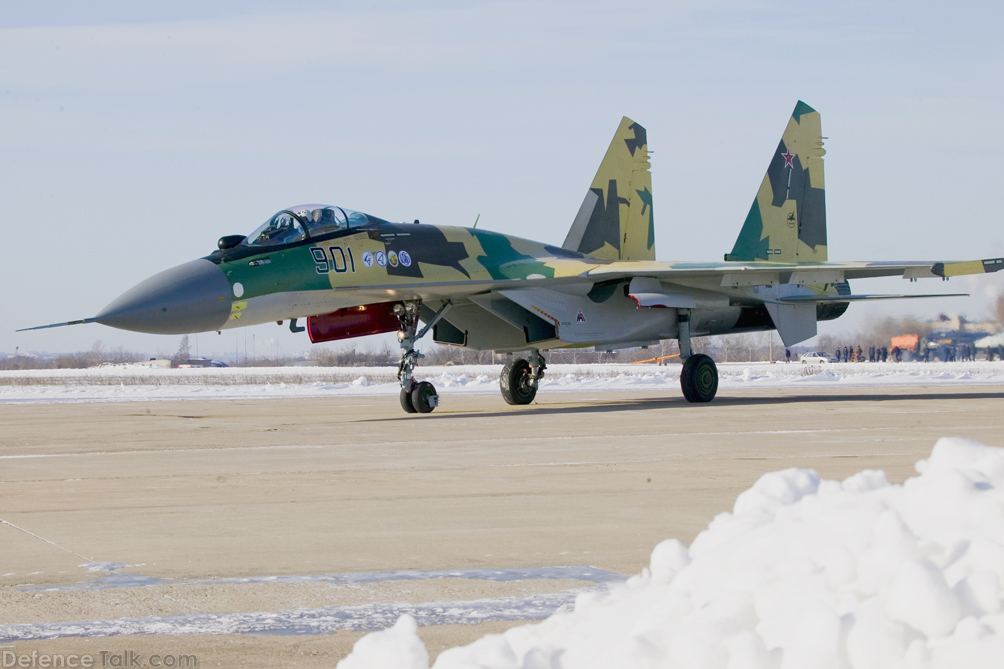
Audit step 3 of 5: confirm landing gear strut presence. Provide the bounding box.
[395,300,452,414]
[677,309,718,403]
[500,349,546,405]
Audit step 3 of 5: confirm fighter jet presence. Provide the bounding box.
[20,102,1004,413]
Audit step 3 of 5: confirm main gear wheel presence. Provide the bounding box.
[500,359,537,405]
[680,353,718,403]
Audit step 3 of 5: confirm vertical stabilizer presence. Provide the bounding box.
[727,101,827,263]
[563,117,654,261]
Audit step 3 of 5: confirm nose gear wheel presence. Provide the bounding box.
[410,381,438,413]
[400,387,417,413]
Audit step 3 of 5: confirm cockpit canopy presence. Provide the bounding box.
[245,204,369,247]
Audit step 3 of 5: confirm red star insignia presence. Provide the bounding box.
[781,147,795,168]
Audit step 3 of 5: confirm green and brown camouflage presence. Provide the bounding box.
[563,116,655,261]
[728,101,827,263]
[20,103,1004,354]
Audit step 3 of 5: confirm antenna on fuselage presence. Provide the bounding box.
[472,213,480,229]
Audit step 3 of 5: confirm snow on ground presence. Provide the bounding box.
[0,592,586,642]
[0,568,624,642]
[340,438,1004,669]
[27,566,623,592]
[1,361,1004,404]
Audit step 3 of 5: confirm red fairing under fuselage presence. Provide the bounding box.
[307,303,400,344]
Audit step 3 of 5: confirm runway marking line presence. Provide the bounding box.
[3,426,998,461]
[0,518,93,562]
[0,444,325,460]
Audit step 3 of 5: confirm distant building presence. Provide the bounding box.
[176,358,227,368]
[892,314,1002,361]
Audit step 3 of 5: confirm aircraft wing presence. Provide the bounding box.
[583,256,1004,285]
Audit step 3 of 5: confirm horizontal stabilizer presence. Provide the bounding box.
[16,318,96,332]
[778,293,968,303]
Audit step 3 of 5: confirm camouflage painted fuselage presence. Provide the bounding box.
[212,220,595,328]
[207,216,850,353]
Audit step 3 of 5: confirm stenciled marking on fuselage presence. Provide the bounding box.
[312,246,412,276]
[311,246,356,274]
[531,305,559,325]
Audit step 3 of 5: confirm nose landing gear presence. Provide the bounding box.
[395,300,452,414]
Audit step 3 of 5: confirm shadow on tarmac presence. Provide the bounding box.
[360,390,1004,422]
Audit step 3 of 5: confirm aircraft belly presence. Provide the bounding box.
[692,307,743,336]
[498,287,675,345]
[467,294,558,345]
[429,302,531,351]
[220,290,354,330]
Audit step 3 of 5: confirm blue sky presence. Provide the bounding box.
[4,1,1003,358]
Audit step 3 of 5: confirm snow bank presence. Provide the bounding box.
[337,615,429,669]
[339,438,1004,668]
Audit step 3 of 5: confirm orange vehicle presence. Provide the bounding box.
[891,334,920,353]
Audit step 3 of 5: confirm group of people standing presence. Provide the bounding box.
[834,346,889,363]
[784,343,1002,363]
[835,343,994,362]
[951,344,978,362]
[915,344,979,362]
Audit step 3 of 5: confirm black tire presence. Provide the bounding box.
[500,358,537,405]
[410,381,438,413]
[400,387,417,413]
[680,354,718,403]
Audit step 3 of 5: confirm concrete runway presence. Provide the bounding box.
[2,386,1003,666]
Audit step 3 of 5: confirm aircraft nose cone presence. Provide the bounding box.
[95,259,233,334]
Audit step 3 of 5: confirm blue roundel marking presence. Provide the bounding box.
[375,251,387,267]
[361,251,374,268]
[399,250,412,267]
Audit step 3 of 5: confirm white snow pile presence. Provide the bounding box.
[3,361,1004,404]
[340,438,1004,668]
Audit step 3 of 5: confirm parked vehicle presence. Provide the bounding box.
[800,352,837,364]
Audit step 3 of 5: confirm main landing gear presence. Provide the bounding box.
[500,349,547,405]
[677,309,718,403]
[396,300,452,414]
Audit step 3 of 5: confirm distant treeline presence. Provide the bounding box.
[1,341,144,370]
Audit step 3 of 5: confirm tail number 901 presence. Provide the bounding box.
[311,246,356,274]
